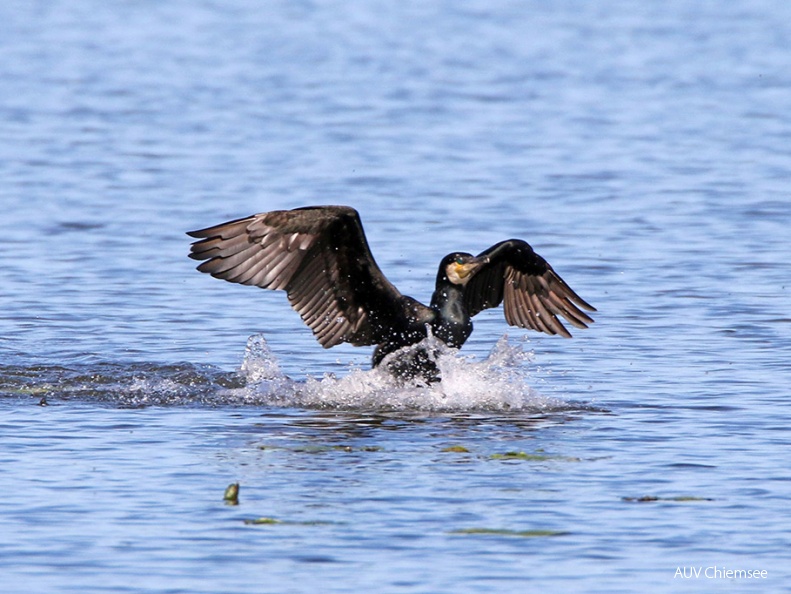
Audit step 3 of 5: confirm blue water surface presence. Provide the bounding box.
[2,1,791,592]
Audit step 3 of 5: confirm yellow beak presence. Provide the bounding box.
[454,261,480,280]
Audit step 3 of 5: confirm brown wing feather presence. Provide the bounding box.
[465,239,596,338]
[188,206,403,348]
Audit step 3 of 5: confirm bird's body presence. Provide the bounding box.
[188,206,595,381]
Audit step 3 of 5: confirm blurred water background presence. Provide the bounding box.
[1,1,790,592]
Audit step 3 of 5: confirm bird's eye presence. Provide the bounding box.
[455,256,464,265]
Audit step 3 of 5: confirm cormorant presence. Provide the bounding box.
[188,206,595,380]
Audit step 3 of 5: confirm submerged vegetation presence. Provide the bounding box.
[622,495,714,503]
[450,528,569,538]
[489,450,580,462]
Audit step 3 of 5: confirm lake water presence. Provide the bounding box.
[2,0,791,592]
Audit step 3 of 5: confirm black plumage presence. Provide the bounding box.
[188,206,595,380]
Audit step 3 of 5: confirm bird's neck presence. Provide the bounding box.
[431,280,463,309]
[430,283,472,348]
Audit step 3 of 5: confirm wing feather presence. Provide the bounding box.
[188,206,404,348]
[465,239,595,338]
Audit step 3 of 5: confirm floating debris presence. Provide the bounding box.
[223,483,240,505]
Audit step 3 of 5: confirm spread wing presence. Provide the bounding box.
[464,239,596,338]
[187,206,408,348]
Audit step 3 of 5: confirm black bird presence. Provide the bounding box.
[188,206,595,380]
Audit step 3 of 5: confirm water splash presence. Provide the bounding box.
[239,333,283,382]
[235,334,299,405]
[238,333,568,412]
[1,334,575,412]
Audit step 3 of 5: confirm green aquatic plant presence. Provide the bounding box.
[243,517,281,525]
[441,445,471,453]
[223,483,240,505]
[242,517,338,527]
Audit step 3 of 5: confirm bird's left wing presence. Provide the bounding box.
[464,239,596,338]
[187,206,405,348]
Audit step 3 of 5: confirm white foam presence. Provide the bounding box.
[237,333,569,412]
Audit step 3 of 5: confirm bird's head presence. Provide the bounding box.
[439,252,489,286]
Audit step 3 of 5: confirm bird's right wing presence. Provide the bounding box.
[464,239,595,338]
[188,206,406,348]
